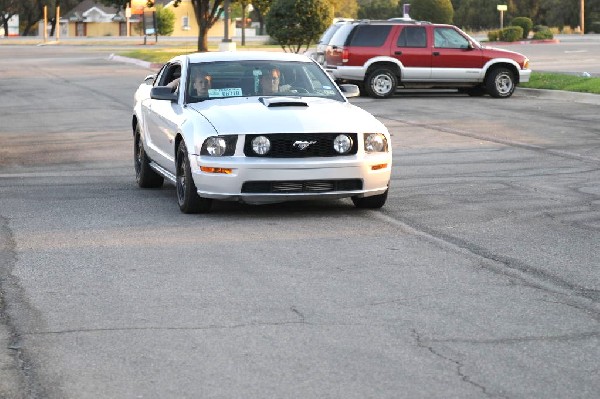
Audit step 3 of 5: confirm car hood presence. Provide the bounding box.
[187,97,386,135]
[481,45,527,61]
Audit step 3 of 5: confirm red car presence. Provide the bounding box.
[325,20,531,98]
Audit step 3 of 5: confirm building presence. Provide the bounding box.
[61,0,233,38]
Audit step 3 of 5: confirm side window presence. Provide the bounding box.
[349,25,392,47]
[153,65,168,87]
[397,26,427,48]
[158,63,181,87]
[434,28,470,49]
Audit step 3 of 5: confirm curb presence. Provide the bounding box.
[108,54,162,70]
[486,39,560,45]
[517,87,600,105]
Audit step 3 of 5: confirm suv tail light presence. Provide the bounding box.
[342,48,349,64]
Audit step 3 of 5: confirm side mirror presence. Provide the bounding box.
[150,86,178,102]
[338,84,360,98]
[144,74,156,84]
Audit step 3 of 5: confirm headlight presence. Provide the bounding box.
[200,136,237,156]
[252,136,271,155]
[333,134,353,154]
[523,58,530,69]
[364,133,388,153]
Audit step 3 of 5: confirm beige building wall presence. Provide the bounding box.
[166,0,235,38]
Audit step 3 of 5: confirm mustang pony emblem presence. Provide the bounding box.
[293,140,317,150]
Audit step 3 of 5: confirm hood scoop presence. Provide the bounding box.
[260,97,308,107]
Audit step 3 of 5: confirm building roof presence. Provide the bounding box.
[64,0,118,18]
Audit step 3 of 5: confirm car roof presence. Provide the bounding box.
[173,51,314,64]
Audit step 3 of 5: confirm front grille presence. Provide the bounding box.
[244,133,358,158]
[242,179,363,194]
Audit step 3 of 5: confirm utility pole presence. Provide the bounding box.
[580,0,585,34]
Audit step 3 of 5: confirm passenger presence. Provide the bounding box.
[192,71,212,96]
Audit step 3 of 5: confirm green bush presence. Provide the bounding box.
[487,30,500,41]
[500,26,523,42]
[267,0,331,53]
[532,29,553,40]
[510,17,533,39]
[532,24,548,32]
[409,0,454,24]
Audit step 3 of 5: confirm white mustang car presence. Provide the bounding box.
[132,51,392,213]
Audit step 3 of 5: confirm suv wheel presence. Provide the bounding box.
[486,67,515,98]
[365,68,397,98]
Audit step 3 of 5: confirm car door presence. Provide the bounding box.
[392,25,431,81]
[430,26,483,82]
[141,62,182,172]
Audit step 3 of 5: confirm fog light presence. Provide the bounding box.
[252,136,271,155]
[333,134,352,154]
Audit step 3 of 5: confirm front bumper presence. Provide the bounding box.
[190,155,391,205]
[519,69,532,83]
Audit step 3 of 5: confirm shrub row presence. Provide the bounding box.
[487,17,554,42]
[487,26,523,42]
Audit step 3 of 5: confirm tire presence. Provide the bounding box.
[364,68,397,98]
[176,141,212,214]
[352,189,388,209]
[485,67,515,98]
[134,125,164,188]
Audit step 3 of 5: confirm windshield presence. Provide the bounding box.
[185,60,344,103]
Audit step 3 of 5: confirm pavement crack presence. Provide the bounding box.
[22,321,311,336]
[0,215,45,398]
[428,330,600,345]
[373,212,600,318]
[412,329,503,398]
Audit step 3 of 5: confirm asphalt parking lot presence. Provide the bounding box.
[1,44,599,398]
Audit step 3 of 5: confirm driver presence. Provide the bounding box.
[260,67,292,95]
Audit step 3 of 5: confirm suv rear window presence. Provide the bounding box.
[328,24,355,47]
[319,24,342,45]
[347,25,392,47]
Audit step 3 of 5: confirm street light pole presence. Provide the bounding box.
[219,0,236,51]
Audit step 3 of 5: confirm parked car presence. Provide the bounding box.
[312,19,354,65]
[132,51,392,213]
[324,20,531,98]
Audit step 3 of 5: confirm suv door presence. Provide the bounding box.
[393,25,431,81]
[431,26,483,81]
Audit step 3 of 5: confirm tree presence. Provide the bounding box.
[0,0,20,36]
[330,0,359,18]
[409,0,453,24]
[156,4,175,35]
[173,0,232,52]
[251,0,272,35]
[454,0,498,30]
[266,0,331,53]
[358,0,399,19]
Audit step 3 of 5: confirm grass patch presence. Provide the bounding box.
[118,49,199,63]
[119,44,282,64]
[521,72,600,94]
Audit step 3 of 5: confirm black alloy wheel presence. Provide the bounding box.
[176,141,212,214]
[134,125,164,188]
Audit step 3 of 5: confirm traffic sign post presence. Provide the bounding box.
[497,5,507,30]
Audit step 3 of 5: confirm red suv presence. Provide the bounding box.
[325,20,531,98]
